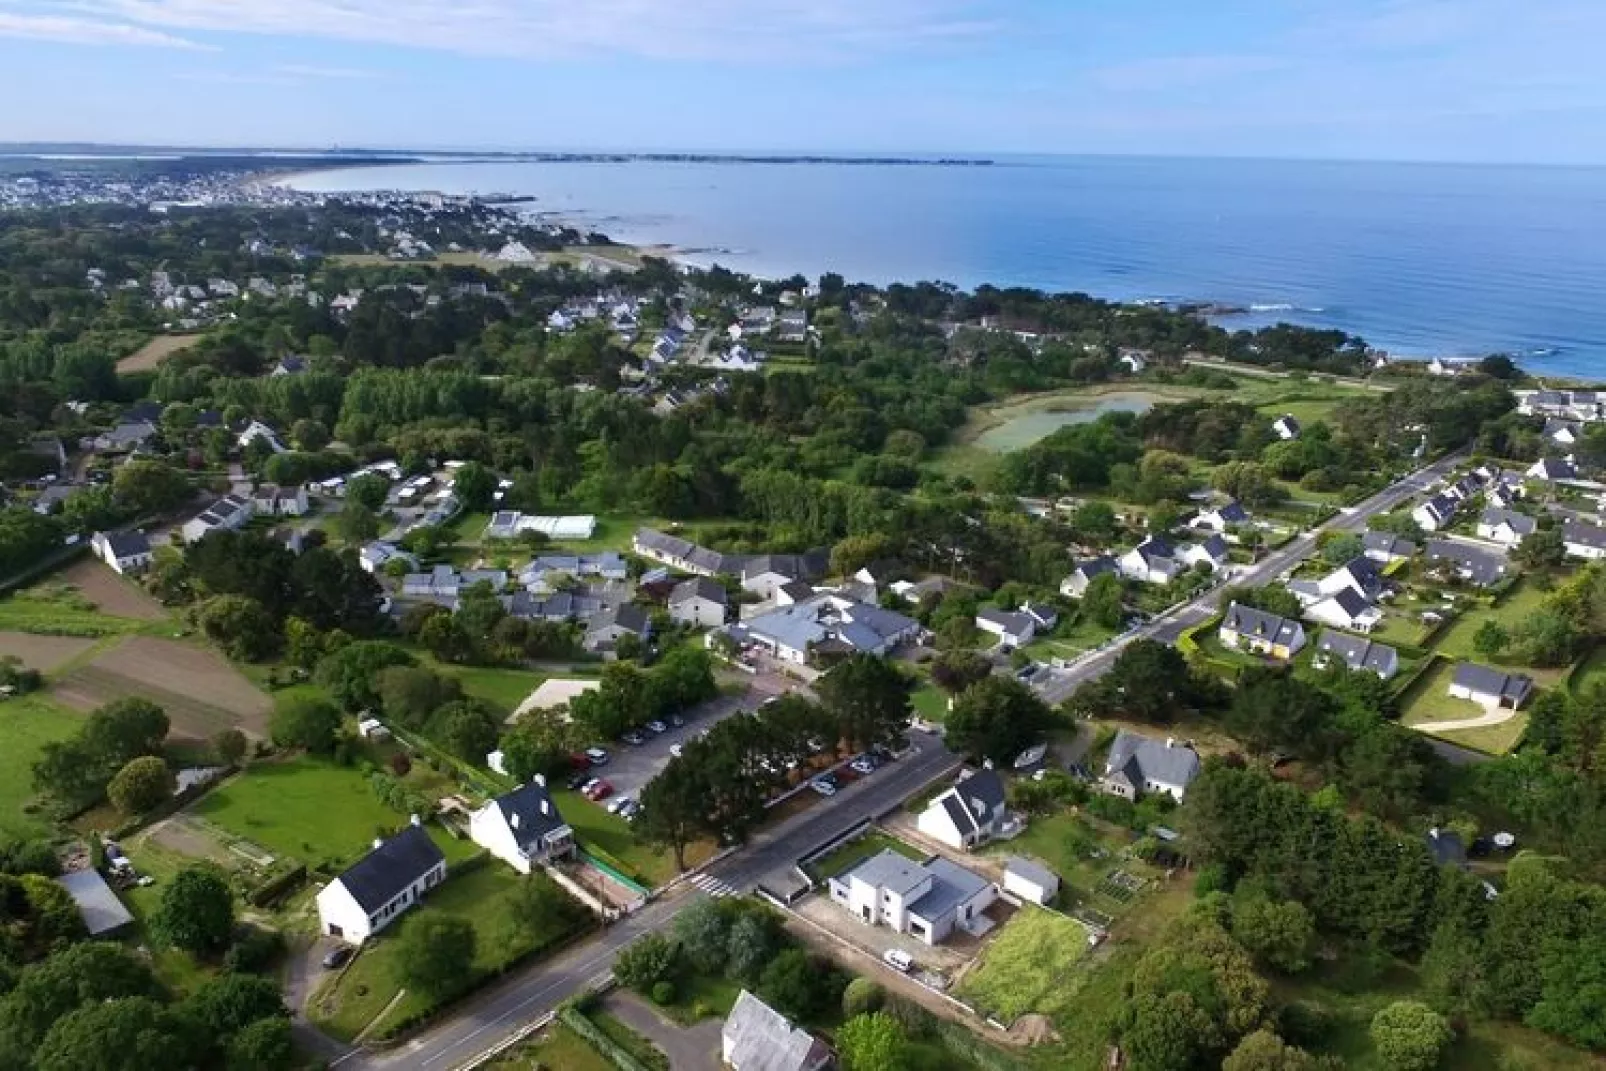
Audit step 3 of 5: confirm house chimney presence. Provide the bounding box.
[409,813,421,827]
[540,800,550,816]
[511,813,521,829]
[533,773,546,787]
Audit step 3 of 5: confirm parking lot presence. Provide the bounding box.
[577,670,795,803]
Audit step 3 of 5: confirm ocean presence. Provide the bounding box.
[286,155,1606,378]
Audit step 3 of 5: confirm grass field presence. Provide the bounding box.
[1569,645,1606,693]
[314,865,590,1041]
[444,665,552,717]
[958,906,1091,1024]
[0,694,83,838]
[1398,660,1530,754]
[115,333,202,373]
[911,684,950,723]
[193,758,473,871]
[1434,580,1566,683]
[330,251,513,272]
[804,829,924,881]
[552,788,713,887]
[487,1022,614,1071]
[1024,616,1121,662]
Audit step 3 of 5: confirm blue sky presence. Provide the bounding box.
[1,0,1602,163]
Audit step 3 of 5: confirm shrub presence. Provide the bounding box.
[223,925,287,974]
[651,980,676,1006]
[842,977,884,1018]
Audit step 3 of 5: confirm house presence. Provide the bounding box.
[828,850,999,946]
[271,356,307,376]
[250,484,309,517]
[1179,535,1230,572]
[359,541,414,574]
[1527,457,1578,482]
[1061,556,1120,598]
[92,530,152,575]
[181,494,254,545]
[1425,540,1510,587]
[1001,857,1061,907]
[1448,662,1534,711]
[1476,508,1536,546]
[1193,500,1250,534]
[722,991,833,1071]
[57,869,135,938]
[1272,415,1302,441]
[1412,493,1461,533]
[668,577,728,628]
[1219,602,1307,660]
[975,603,1057,649]
[1099,730,1202,801]
[91,420,158,453]
[1562,520,1606,561]
[740,552,830,599]
[721,594,921,665]
[1306,587,1383,633]
[31,484,76,515]
[1118,349,1149,374]
[584,603,652,653]
[1363,531,1419,564]
[916,769,1012,851]
[632,528,740,576]
[484,512,599,541]
[315,820,446,944]
[1312,630,1400,680]
[236,420,287,454]
[1119,536,1182,585]
[1544,418,1580,446]
[468,776,576,874]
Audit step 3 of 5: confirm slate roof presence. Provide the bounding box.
[844,849,929,895]
[1222,602,1303,645]
[907,856,992,921]
[1563,520,1606,551]
[670,576,727,607]
[489,781,568,851]
[1213,500,1250,524]
[100,529,150,559]
[1451,662,1534,705]
[1197,534,1230,560]
[1531,457,1578,480]
[334,824,444,915]
[723,990,831,1071]
[58,869,134,936]
[1003,857,1059,892]
[589,603,650,635]
[1479,508,1536,536]
[1426,540,1509,586]
[977,607,1035,637]
[1071,556,1118,581]
[1363,531,1418,558]
[1314,630,1398,677]
[1426,828,1468,868]
[1104,730,1202,790]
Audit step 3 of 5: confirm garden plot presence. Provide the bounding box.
[0,632,96,673]
[58,559,166,620]
[52,636,271,740]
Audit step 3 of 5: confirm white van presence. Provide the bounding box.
[882,949,914,973]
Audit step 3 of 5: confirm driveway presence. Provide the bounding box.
[602,992,722,1071]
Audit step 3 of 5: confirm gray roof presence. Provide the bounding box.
[1314,630,1398,677]
[1426,828,1468,868]
[1419,493,1459,522]
[1363,531,1418,558]
[1425,540,1509,586]
[589,603,650,635]
[1213,500,1250,524]
[842,849,929,896]
[907,856,993,923]
[99,529,151,559]
[669,576,727,607]
[1003,857,1059,891]
[1479,508,1536,536]
[1222,602,1303,645]
[1563,520,1606,551]
[1105,730,1202,790]
[723,990,831,1071]
[57,869,134,936]
[1072,556,1118,581]
[977,607,1035,637]
[1197,534,1230,559]
[490,780,568,851]
[740,595,916,656]
[1532,457,1577,480]
[1323,586,1374,622]
[1451,662,1533,704]
[334,824,444,915]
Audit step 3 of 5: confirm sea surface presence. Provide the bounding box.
[287,155,1606,377]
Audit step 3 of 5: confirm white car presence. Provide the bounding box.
[882,949,914,972]
[809,778,837,797]
[670,743,684,758]
[606,795,633,815]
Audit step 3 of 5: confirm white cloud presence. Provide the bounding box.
[74,0,999,61]
[0,9,205,48]
[273,64,382,79]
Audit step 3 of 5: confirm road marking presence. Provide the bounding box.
[690,873,738,898]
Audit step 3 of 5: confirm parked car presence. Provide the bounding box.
[850,757,876,776]
[606,795,632,815]
[882,949,913,972]
[579,777,600,796]
[621,731,645,746]
[567,773,591,791]
[670,743,684,758]
[585,747,610,766]
[568,752,592,770]
[645,720,667,735]
[810,778,837,797]
[620,800,641,821]
[321,946,354,970]
[585,779,614,801]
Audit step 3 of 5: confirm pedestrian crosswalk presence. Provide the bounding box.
[690,873,738,899]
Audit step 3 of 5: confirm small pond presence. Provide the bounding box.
[974,392,1161,453]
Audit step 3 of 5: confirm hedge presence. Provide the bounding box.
[247,864,307,909]
[558,1005,654,1071]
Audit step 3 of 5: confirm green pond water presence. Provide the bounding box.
[974,392,1160,453]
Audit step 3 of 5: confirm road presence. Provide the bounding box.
[339,731,959,1070]
[1030,452,1468,707]
[330,454,1466,1069]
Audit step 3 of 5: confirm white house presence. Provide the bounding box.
[722,991,833,1071]
[181,494,254,545]
[359,541,414,574]
[235,420,287,454]
[1448,663,1534,711]
[1100,730,1201,801]
[1002,858,1061,907]
[1476,508,1536,547]
[827,849,998,946]
[1178,535,1230,572]
[92,530,152,575]
[974,604,1057,649]
[1362,532,1418,565]
[250,483,309,517]
[1305,588,1383,633]
[468,777,576,874]
[315,821,446,944]
[1412,493,1460,533]
[667,577,728,629]
[1312,630,1400,680]
[1118,349,1149,374]
[1219,602,1307,660]
[1272,415,1302,441]
[1562,520,1606,560]
[916,770,1013,851]
[1061,557,1119,598]
[1528,457,1578,482]
[1119,536,1183,585]
[1193,501,1250,534]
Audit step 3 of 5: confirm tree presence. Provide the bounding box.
[112,460,191,516]
[428,700,501,762]
[1473,620,1509,661]
[377,666,462,730]
[0,942,162,1054]
[397,916,476,999]
[838,1012,910,1071]
[841,978,884,1019]
[638,758,710,873]
[1213,461,1283,508]
[1221,584,1303,621]
[334,501,380,544]
[269,695,342,754]
[1222,1029,1320,1071]
[1514,527,1566,573]
[227,1016,296,1071]
[1321,533,1365,565]
[212,728,248,766]
[671,897,730,975]
[817,655,913,752]
[153,866,235,957]
[1071,639,1205,724]
[182,973,286,1039]
[613,933,678,992]
[452,461,497,512]
[1231,894,1315,974]
[31,738,109,808]
[499,709,581,783]
[1073,500,1119,542]
[82,698,169,767]
[316,641,415,710]
[35,997,197,1071]
[1369,1001,1452,1071]
[107,756,172,815]
[929,651,992,695]
[199,594,280,661]
[725,912,780,984]
[946,677,1053,765]
[17,874,87,953]
[759,948,837,1021]
[290,418,329,451]
[1081,570,1126,629]
[345,473,391,511]
[1527,934,1606,1050]
[1226,670,1336,758]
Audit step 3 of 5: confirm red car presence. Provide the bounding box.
[584,779,614,801]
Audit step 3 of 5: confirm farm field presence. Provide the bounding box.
[115,333,202,373]
[0,631,97,672]
[0,694,83,838]
[957,906,1091,1025]
[51,636,272,740]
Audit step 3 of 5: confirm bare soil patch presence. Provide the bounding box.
[58,559,165,620]
[52,637,271,740]
[115,333,201,373]
[0,632,96,673]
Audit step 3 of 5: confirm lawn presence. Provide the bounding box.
[1434,580,1569,685]
[0,593,157,637]
[552,788,714,888]
[0,694,83,838]
[803,829,924,881]
[487,1022,614,1071]
[444,664,551,717]
[314,864,592,1041]
[1398,660,1530,755]
[194,758,476,871]
[957,906,1091,1024]
[911,684,950,724]
[1568,644,1606,694]
[1025,616,1120,663]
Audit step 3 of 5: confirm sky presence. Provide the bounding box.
[1,0,1603,163]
